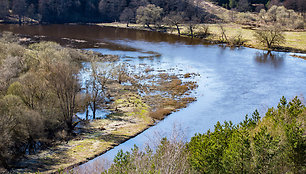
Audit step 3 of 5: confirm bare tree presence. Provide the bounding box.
[163,12,185,35]
[186,16,200,38]
[45,62,80,132]
[86,61,111,119]
[219,24,229,43]
[254,26,285,48]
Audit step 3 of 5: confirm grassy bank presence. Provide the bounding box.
[97,23,306,54]
[13,94,154,173]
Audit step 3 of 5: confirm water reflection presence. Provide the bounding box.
[254,51,285,68]
[0,24,210,47]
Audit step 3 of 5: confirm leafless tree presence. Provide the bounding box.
[86,61,112,119]
[186,16,200,38]
[163,12,185,35]
[254,26,285,48]
[45,62,80,131]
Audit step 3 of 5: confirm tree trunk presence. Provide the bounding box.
[66,114,73,133]
[18,15,22,25]
[146,23,153,30]
[190,26,194,38]
[86,106,89,120]
[176,24,180,35]
[93,101,96,119]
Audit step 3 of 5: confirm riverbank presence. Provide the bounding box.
[7,38,199,173]
[96,23,306,54]
[13,96,154,173]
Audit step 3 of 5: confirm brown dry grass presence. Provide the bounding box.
[149,108,173,120]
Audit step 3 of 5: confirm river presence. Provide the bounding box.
[1,24,305,172]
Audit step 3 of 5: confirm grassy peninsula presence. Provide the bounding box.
[0,33,198,173]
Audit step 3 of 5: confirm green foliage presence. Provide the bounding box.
[188,96,305,173]
[222,126,251,173]
[252,126,281,173]
[188,121,235,173]
[103,97,304,174]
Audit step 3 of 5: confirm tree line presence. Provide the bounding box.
[0,0,211,24]
[100,96,305,174]
[0,38,83,169]
[209,0,305,13]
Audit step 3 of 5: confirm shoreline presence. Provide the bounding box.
[8,44,199,173]
[95,22,306,55]
[52,122,153,174]
[3,21,304,172]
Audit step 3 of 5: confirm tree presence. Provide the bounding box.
[0,0,9,19]
[86,61,111,119]
[188,121,235,173]
[222,127,252,173]
[136,4,163,30]
[12,0,27,24]
[0,95,44,168]
[45,62,79,132]
[163,12,184,35]
[253,127,281,173]
[186,16,200,38]
[119,7,134,27]
[7,72,47,110]
[254,26,285,48]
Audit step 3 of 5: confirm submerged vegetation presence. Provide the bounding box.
[0,32,198,173]
[99,97,305,174]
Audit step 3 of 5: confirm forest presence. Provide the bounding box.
[0,0,304,23]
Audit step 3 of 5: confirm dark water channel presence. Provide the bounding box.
[1,24,305,172]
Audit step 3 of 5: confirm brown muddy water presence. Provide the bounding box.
[1,24,305,172]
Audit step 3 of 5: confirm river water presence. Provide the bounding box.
[1,24,305,172]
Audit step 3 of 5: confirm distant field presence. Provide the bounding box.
[98,23,306,53]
